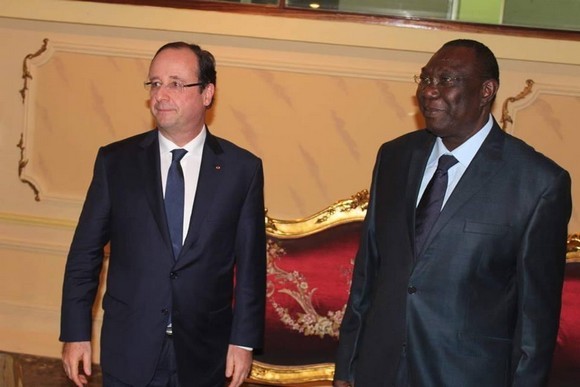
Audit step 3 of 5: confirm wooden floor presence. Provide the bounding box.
[2,350,577,386]
[0,351,102,386]
[0,351,281,386]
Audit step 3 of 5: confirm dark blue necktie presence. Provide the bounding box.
[415,154,458,256]
[165,149,187,260]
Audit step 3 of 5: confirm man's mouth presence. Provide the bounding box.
[155,105,174,112]
[422,107,445,117]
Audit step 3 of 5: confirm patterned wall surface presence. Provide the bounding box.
[21,39,428,219]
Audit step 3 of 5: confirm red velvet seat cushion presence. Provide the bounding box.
[254,222,362,366]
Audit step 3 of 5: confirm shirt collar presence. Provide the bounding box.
[158,126,207,157]
[430,114,494,167]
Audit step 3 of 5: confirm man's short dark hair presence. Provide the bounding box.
[154,41,217,90]
[442,39,500,85]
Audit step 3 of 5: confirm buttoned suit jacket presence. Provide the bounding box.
[60,128,266,386]
[335,121,571,387]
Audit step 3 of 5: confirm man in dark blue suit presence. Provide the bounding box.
[60,42,266,387]
[334,40,572,386]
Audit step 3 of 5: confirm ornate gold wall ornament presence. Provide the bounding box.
[17,39,49,201]
[500,79,535,130]
[17,133,40,202]
[19,38,49,104]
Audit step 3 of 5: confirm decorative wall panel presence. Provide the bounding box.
[19,38,425,218]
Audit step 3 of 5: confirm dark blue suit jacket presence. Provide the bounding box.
[335,122,572,386]
[60,129,266,386]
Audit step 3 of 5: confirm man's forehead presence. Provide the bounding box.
[422,47,475,71]
[151,48,197,66]
[148,49,198,75]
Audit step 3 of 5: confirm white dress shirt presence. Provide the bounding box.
[417,114,494,209]
[159,127,206,243]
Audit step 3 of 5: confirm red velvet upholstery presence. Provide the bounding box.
[549,261,580,386]
[254,222,362,366]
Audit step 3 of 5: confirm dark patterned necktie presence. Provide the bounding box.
[165,149,187,260]
[415,154,458,256]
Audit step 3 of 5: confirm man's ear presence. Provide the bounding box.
[480,79,499,106]
[202,83,215,108]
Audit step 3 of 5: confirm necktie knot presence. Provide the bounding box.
[171,148,188,163]
[436,154,458,174]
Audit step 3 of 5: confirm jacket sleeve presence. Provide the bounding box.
[60,148,111,342]
[229,159,267,349]
[511,169,572,386]
[334,149,383,383]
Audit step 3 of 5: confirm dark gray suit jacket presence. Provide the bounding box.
[60,129,266,386]
[335,121,571,387]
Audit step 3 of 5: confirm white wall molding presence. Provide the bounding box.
[2,1,580,66]
[0,300,103,359]
[0,212,75,229]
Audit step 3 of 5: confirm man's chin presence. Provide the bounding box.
[155,117,176,129]
[424,125,445,138]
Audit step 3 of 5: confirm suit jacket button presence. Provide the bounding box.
[170,272,177,279]
[408,286,417,294]
[161,308,169,315]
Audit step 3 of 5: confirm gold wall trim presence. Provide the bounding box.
[500,79,535,130]
[265,189,369,239]
[17,133,40,202]
[18,38,49,202]
[19,38,49,104]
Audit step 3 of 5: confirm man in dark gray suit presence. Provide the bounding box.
[334,39,572,387]
[60,42,266,387]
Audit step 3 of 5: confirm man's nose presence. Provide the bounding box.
[418,83,441,98]
[154,87,170,101]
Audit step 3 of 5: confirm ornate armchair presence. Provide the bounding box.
[248,190,369,386]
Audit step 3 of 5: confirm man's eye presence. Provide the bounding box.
[150,81,162,88]
[439,77,455,87]
[168,81,182,89]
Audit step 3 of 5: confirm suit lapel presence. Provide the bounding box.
[420,123,506,256]
[177,130,224,263]
[407,136,435,258]
[138,130,173,254]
